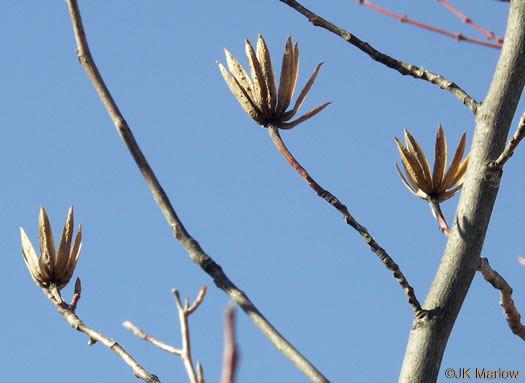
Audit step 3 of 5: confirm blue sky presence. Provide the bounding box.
[2,1,523,382]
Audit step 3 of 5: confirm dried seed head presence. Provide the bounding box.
[20,206,82,298]
[217,35,330,129]
[394,124,469,203]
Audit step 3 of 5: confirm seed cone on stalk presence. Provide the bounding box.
[394,124,469,234]
[20,206,82,302]
[217,34,330,129]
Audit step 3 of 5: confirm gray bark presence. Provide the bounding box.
[399,1,525,382]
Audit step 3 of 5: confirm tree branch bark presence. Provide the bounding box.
[64,1,328,381]
[279,0,480,114]
[399,1,525,381]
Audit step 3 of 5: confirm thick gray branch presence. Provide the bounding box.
[399,1,525,382]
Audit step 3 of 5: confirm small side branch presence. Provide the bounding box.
[172,287,205,383]
[437,0,503,44]
[358,0,502,49]
[64,2,327,382]
[124,286,208,383]
[478,257,525,340]
[427,198,451,237]
[268,125,424,316]
[43,284,160,383]
[123,322,182,356]
[492,111,525,168]
[220,305,239,383]
[279,0,479,114]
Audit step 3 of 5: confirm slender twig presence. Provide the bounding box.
[267,125,424,316]
[437,0,504,44]
[43,284,160,383]
[172,287,204,383]
[63,1,327,382]
[220,305,238,383]
[358,0,502,49]
[196,362,204,383]
[123,321,182,355]
[427,198,451,237]
[478,257,525,340]
[124,286,207,383]
[280,0,479,114]
[492,111,525,168]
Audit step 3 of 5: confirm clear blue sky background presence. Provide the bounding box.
[2,1,523,382]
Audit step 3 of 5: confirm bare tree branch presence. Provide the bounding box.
[437,0,504,44]
[399,0,525,380]
[358,0,502,48]
[268,124,423,316]
[196,362,204,383]
[43,286,160,383]
[493,111,525,168]
[123,321,182,356]
[186,285,207,314]
[63,1,327,381]
[172,288,203,383]
[124,286,208,383]
[478,257,525,340]
[220,305,239,383]
[279,0,480,114]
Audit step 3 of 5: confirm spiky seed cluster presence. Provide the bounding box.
[395,124,469,203]
[217,34,330,129]
[20,206,82,293]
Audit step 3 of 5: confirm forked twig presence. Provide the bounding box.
[172,287,205,383]
[493,111,525,168]
[437,0,504,44]
[220,305,239,383]
[478,257,525,340]
[44,281,160,383]
[357,0,502,48]
[124,286,207,383]
[279,0,479,114]
[64,1,327,382]
[268,125,424,316]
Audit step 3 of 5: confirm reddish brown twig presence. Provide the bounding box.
[437,0,504,44]
[220,305,239,383]
[64,1,328,381]
[267,124,424,317]
[43,281,160,383]
[124,286,207,383]
[280,0,480,114]
[427,198,451,237]
[357,0,502,49]
[478,257,525,340]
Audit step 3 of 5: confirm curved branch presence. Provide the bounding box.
[43,287,160,383]
[268,125,423,316]
[279,0,479,114]
[478,257,525,340]
[63,1,327,382]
